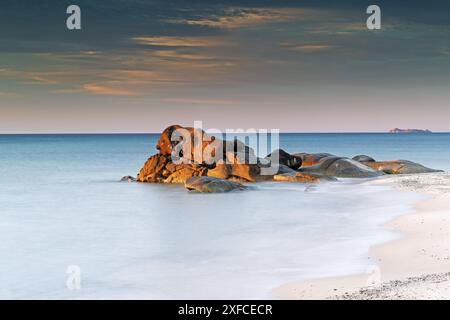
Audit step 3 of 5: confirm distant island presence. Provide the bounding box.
[389,128,432,134]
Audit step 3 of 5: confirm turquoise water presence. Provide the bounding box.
[0,133,447,299]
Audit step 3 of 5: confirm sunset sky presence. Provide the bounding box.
[1,0,449,133]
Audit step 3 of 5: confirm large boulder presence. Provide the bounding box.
[364,160,442,174]
[294,153,335,167]
[273,172,337,183]
[184,176,247,193]
[265,149,302,169]
[299,156,383,178]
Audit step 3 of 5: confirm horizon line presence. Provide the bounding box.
[0,131,448,135]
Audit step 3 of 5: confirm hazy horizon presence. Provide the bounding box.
[0,129,448,135]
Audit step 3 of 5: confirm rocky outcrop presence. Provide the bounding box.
[298,156,383,178]
[137,125,266,184]
[389,128,432,134]
[135,125,442,190]
[184,176,247,193]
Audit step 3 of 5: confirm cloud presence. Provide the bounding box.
[82,83,137,96]
[132,36,220,47]
[281,43,333,52]
[162,98,238,105]
[169,7,324,29]
[152,50,213,61]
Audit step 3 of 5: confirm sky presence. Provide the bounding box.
[0,0,449,133]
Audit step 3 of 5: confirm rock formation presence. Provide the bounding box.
[134,125,442,190]
[137,125,264,183]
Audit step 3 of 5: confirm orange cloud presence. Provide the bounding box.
[132,36,220,47]
[152,50,213,61]
[282,43,333,52]
[170,8,323,29]
[83,83,137,96]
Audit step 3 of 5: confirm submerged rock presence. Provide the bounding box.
[120,176,136,182]
[299,156,383,178]
[184,176,247,193]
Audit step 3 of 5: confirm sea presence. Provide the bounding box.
[0,133,449,299]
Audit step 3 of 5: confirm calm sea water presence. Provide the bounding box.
[0,133,448,299]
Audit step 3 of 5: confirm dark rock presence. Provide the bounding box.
[120,176,136,182]
[293,153,334,167]
[265,149,302,169]
[352,155,376,163]
[299,156,383,178]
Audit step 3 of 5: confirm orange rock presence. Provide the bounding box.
[273,172,336,183]
[137,154,170,182]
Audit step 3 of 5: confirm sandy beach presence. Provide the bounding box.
[273,172,450,299]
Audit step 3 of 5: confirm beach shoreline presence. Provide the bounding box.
[273,172,450,299]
